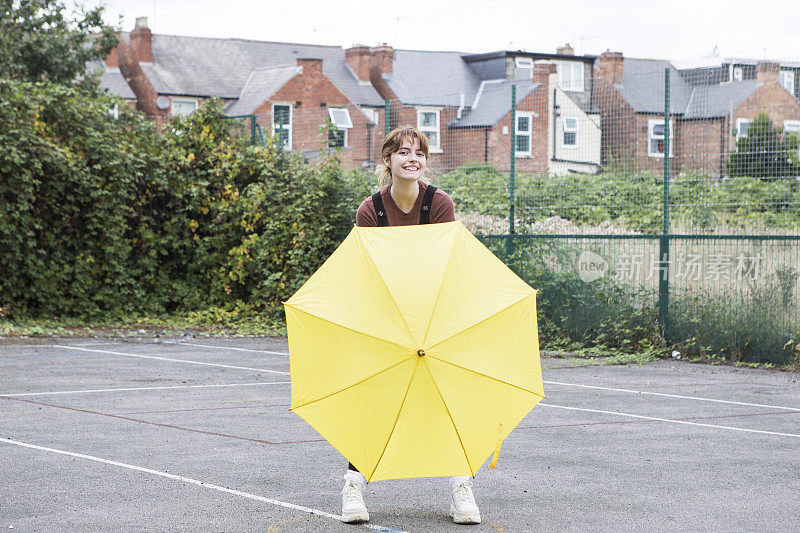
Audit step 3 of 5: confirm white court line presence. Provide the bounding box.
[0,437,401,532]
[177,342,288,356]
[52,345,289,375]
[38,345,800,413]
[539,403,800,438]
[0,381,290,397]
[543,380,800,412]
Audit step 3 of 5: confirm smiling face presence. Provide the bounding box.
[384,136,427,182]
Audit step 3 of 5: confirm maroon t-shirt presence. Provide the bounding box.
[356,181,456,227]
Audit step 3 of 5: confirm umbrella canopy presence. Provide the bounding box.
[284,221,543,482]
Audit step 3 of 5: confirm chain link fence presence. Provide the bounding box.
[231,62,800,362]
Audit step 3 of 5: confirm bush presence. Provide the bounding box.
[0,80,374,319]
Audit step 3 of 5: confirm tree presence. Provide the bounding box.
[0,0,118,85]
[727,113,800,179]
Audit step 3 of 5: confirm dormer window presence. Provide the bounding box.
[556,62,584,92]
[514,57,534,80]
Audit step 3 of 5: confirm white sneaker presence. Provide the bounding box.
[341,471,369,523]
[450,478,481,524]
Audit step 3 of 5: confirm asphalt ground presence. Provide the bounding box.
[1,337,798,532]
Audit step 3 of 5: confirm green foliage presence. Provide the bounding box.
[436,164,800,233]
[0,0,119,86]
[0,80,374,320]
[727,113,800,179]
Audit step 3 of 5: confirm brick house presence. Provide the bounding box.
[593,52,800,177]
[368,47,601,176]
[105,17,387,168]
[101,19,601,176]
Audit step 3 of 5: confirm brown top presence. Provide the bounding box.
[356,181,456,227]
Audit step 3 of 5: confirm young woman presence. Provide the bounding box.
[342,125,481,525]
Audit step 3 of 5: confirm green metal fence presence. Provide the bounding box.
[425,67,800,363]
[230,63,800,363]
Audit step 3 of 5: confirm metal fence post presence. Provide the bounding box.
[658,67,671,339]
[507,84,517,257]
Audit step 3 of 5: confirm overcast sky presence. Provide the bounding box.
[77,0,800,67]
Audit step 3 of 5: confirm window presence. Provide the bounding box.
[327,107,353,148]
[733,66,743,81]
[172,98,199,117]
[417,108,440,151]
[736,118,752,141]
[780,70,795,95]
[515,112,533,156]
[785,120,800,134]
[273,104,292,150]
[557,62,584,92]
[648,119,674,157]
[361,107,379,125]
[514,57,534,80]
[563,117,578,147]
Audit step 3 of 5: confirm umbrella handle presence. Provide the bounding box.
[488,423,504,470]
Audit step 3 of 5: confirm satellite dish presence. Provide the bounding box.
[156,96,171,110]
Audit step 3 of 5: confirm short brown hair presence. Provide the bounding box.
[375,124,430,188]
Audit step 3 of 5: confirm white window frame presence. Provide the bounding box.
[780,70,795,95]
[784,120,800,134]
[562,117,578,148]
[171,97,199,117]
[417,107,441,152]
[515,112,533,157]
[272,103,293,150]
[360,107,379,125]
[557,62,584,92]
[514,57,534,80]
[327,107,353,148]
[647,118,674,158]
[733,66,743,82]
[736,118,752,141]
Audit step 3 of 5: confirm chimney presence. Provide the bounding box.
[129,16,152,63]
[104,45,120,68]
[297,58,323,75]
[532,63,556,86]
[756,61,779,84]
[370,44,394,77]
[346,45,371,81]
[557,43,574,55]
[597,51,624,85]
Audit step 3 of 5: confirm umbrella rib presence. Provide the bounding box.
[290,358,412,410]
[283,303,413,352]
[425,292,535,352]
[426,355,545,399]
[368,358,419,482]
[357,230,417,346]
[420,227,460,348]
[422,359,475,476]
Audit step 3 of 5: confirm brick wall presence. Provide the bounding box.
[251,59,381,167]
[677,118,726,177]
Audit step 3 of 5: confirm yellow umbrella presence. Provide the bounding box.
[284,221,543,482]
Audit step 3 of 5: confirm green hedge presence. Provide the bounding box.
[0,80,373,319]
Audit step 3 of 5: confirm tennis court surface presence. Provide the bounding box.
[2,337,798,532]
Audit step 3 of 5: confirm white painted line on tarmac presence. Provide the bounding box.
[177,342,289,356]
[543,380,800,412]
[52,345,290,375]
[0,437,401,532]
[0,382,290,397]
[540,403,800,438]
